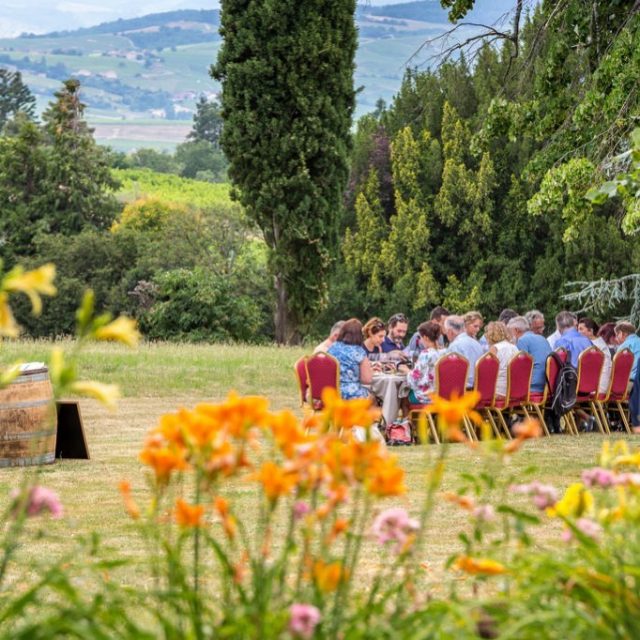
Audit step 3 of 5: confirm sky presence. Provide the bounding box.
[1,0,417,37]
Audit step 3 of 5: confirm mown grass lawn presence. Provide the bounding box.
[0,340,637,587]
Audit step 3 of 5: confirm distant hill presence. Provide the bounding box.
[0,2,517,150]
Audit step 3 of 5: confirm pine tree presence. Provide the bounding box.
[40,79,119,234]
[212,0,356,343]
[0,68,36,130]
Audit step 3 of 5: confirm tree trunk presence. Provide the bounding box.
[274,273,300,345]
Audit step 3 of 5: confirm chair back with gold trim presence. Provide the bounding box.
[435,353,469,400]
[575,347,604,400]
[474,352,499,409]
[294,356,309,407]
[505,351,533,406]
[606,349,634,401]
[305,352,341,410]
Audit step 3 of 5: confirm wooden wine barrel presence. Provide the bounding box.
[0,366,56,467]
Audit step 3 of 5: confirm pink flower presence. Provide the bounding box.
[614,472,640,487]
[562,517,602,543]
[289,603,321,639]
[510,481,559,510]
[472,504,496,522]
[293,501,311,521]
[581,467,616,488]
[371,507,419,552]
[11,486,63,519]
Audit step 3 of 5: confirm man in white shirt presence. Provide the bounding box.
[444,315,484,387]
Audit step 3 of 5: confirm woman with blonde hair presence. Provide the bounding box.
[484,321,518,398]
[464,311,484,340]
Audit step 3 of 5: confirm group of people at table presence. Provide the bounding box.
[314,307,640,430]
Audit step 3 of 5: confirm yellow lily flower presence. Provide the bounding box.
[0,361,23,388]
[547,482,594,519]
[94,316,141,348]
[71,380,120,410]
[3,264,56,315]
[0,293,19,338]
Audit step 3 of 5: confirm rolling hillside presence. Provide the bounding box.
[0,1,515,150]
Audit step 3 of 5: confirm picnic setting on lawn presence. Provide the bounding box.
[1,0,640,638]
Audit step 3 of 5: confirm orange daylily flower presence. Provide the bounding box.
[175,498,205,528]
[139,445,189,484]
[268,409,309,458]
[213,496,237,540]
[442,491,475,511]
[512,418,543,440]
[118,480,140,520]
[254,461,298,502]
[365,457,406,497]
[454,555,507,576]
[313,559,348,592]
[196,391,270,437]
[320,388,380,429]
[428,391,481,430]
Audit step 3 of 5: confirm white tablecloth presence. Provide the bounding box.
[370,373,406,426]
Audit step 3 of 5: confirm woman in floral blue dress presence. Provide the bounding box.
[407,321,442,404]
[328,318,373,400]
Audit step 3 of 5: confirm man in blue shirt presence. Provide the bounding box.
[381,313,409,354]
[508,316,551,393]
[615,321,640,382]
[554,310,592,368]
[444,315,484,387]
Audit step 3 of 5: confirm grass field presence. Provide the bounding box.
[0,339,636,589]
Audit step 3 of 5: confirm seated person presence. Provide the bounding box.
[484,321,518,398]
[615,321,640,384]
[464,311,484,340]
[555,310,592,368]
[444,315,484,387]
[406,306,450,357]
[407,321,442,404]
[578,317,612,395]
[598,322,618,357]
[381,313,409,361]
[508,316,551,393]
[313,320,344,354]
[362,317,386,362]
[328,318,373,400]
[525,310,545,336]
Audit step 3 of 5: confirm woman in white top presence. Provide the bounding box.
[578,317,612,395]
[484,321,519,398]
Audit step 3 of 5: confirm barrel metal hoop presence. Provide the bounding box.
[0,451,56,467]
[0,399,52,411]
[0,429,56,442]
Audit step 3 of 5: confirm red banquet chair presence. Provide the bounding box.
[409,353,469,444]
[573,347,606,434]
[595,348,634,434]
[305,352,340,411]
[490,351,533,439]
[470,352,500,439]
[293,356,309,409]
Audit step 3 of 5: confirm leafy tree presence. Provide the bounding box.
[212,0,357,343]
[128,148,180,174]
[175,139,227,181]
[188,95,224,148]
[0,68,36,130]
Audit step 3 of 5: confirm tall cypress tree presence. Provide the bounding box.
[212,0,357,343]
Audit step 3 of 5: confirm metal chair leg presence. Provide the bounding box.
[616,402,632,434]
[531,404,550,437]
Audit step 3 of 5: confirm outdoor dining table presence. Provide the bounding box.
[369,372,407,427]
